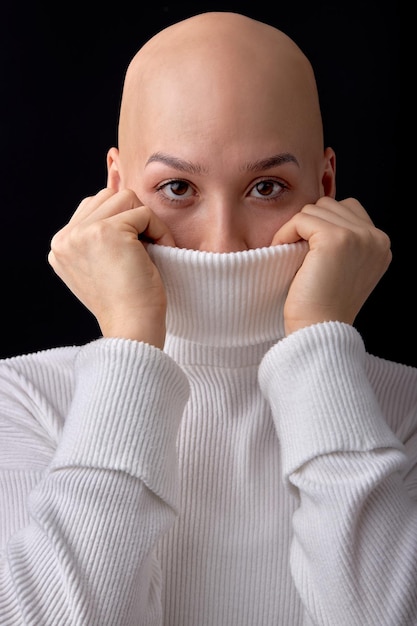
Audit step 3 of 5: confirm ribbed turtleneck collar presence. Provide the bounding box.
[146,242,308,354]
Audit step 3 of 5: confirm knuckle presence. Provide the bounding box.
[49,228,66,253]
[119,188,140,206]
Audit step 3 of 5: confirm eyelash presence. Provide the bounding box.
[155,178,289,204]
[155,179,194,203]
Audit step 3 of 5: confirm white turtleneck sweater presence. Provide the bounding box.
[0,243,416,626]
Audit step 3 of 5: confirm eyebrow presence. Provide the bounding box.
[243,153,299,171]
[145,152,207,174]
[145,151,299,174]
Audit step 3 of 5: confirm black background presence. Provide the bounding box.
[1,2,409,365]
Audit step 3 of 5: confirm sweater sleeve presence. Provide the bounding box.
[0,338,189,626]
[258,322,417,626]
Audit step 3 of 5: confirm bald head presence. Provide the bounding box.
[118,12,324,161]
[107,11,335,251]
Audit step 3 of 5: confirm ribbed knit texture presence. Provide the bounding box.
[1,242,417,625]
[146,241,308,348]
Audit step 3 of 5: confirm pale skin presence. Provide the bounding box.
[48,12,392,349]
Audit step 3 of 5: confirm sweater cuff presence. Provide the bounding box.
[258,322,404,481]
[50,338,189,509]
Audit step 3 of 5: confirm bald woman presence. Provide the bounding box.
[1,12,416,626]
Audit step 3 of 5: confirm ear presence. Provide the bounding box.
[321,147,336,198]
[106,147,122,190]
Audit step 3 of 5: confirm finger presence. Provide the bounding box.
[337,197,375,223]
[271,198,374,245]
[310,196,375,225]
[109,205,176,247]
[70,188,145,226]
[271,211,359,246]
[67,188,118,225]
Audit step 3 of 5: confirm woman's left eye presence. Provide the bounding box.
[156,179,194,200]
[250,180,285,199]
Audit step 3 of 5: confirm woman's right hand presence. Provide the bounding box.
[48,187,175,349]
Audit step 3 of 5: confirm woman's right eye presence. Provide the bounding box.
[156,179,195,200]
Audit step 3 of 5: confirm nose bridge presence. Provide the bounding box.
[201,194,248,252]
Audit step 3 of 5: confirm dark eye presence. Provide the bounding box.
[157,179,194,200]
[249,180,285,199]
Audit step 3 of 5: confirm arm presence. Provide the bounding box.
[1,188,187,624]
[259,323,417,626]
[0,339,189,625]
[263,196,417,624]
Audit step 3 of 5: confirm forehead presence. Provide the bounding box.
[119,22,322,165]
[134,74,308,158]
